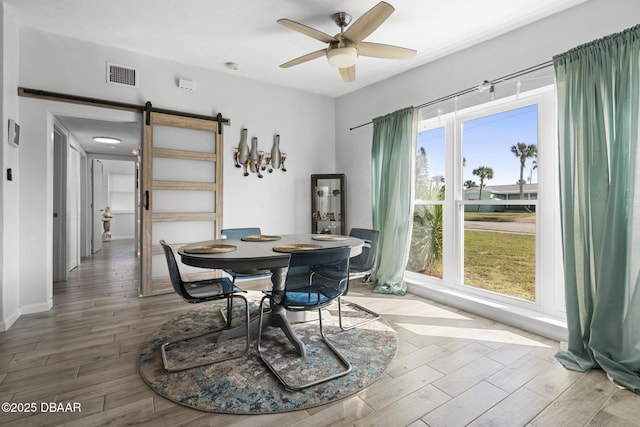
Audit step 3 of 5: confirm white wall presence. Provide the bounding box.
[1,4,20,330]
[4,25,335,326]
[335,0,640,230]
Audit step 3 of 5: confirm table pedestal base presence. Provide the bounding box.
[216,266,307,357]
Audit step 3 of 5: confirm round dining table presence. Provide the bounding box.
[178,233,363,357]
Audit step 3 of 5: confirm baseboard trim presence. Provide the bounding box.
[0,308,21,331]
[1,300,54,331]
[20,300,53,315]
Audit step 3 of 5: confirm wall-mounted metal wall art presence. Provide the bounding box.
[234,129,287,178]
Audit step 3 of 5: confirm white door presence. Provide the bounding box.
[92,159,105,253]
[67,145,81,271]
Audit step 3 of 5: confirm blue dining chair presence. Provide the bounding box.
[337,228,381,331]
[159,240,250,372]
[348,228,380,283]
[256,246,352,390]
[220,227,272,283]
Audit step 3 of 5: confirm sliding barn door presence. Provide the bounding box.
[140,112,225,296]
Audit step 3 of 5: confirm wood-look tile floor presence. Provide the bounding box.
[1,239,639,426]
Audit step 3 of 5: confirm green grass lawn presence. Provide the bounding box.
[464,229,535,301]
[408,212,537,301]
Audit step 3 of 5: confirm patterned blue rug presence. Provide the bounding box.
[138,291,397,414]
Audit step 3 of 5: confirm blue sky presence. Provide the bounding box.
[417,104,538,187]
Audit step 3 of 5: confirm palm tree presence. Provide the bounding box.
[464,180,478,189]
[528,157,538,183]
[410,202,443,277]
[409,147,445,276]
[409,178,443,277]
[415,146,431,200]
[510,142,537,199]
[472,166,494,210]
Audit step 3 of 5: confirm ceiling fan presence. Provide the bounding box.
[277,1,417,82]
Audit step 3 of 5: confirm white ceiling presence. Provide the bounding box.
[5,0,588,155]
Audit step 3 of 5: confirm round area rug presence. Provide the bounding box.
[138,292,397,414]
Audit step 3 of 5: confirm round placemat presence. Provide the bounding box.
[312,235,350,241]
[241,235,282,242]
[272,243,322,253]
[183,244,237,254]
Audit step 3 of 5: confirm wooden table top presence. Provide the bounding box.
[178,233,363,271]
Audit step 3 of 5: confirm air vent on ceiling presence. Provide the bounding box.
[106,63,138,87]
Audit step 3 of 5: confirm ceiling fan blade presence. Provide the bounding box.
[280,49,327,68]
[277,19,337,44]
[358,42,417,60]
[339,65,355,82]
[343,1,394,44]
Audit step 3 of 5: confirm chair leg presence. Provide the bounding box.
[161,294,250,373]
[221,295,270,324]
[257,300,352,391]
[337,296,381,331]
[255,295,270,358]
[219,296,234,326]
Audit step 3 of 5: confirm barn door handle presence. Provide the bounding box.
[144,191,149,210]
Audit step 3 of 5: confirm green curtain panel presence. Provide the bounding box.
[371,106,415,295]
[554,24,640,393]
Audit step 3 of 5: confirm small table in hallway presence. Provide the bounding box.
[178,233,363,357]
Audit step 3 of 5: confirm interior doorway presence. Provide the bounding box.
[52,113,142,292]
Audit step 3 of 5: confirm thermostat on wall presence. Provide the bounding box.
[8,119,20,148]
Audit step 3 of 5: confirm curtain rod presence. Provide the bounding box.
[18,87,230,133]
[349,59,554,131]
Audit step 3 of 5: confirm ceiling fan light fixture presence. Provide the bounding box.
[327,46,357,68]
[279,2,413,80]
[93,136,121,144]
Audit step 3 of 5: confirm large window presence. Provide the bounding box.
[408,86,564,319]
